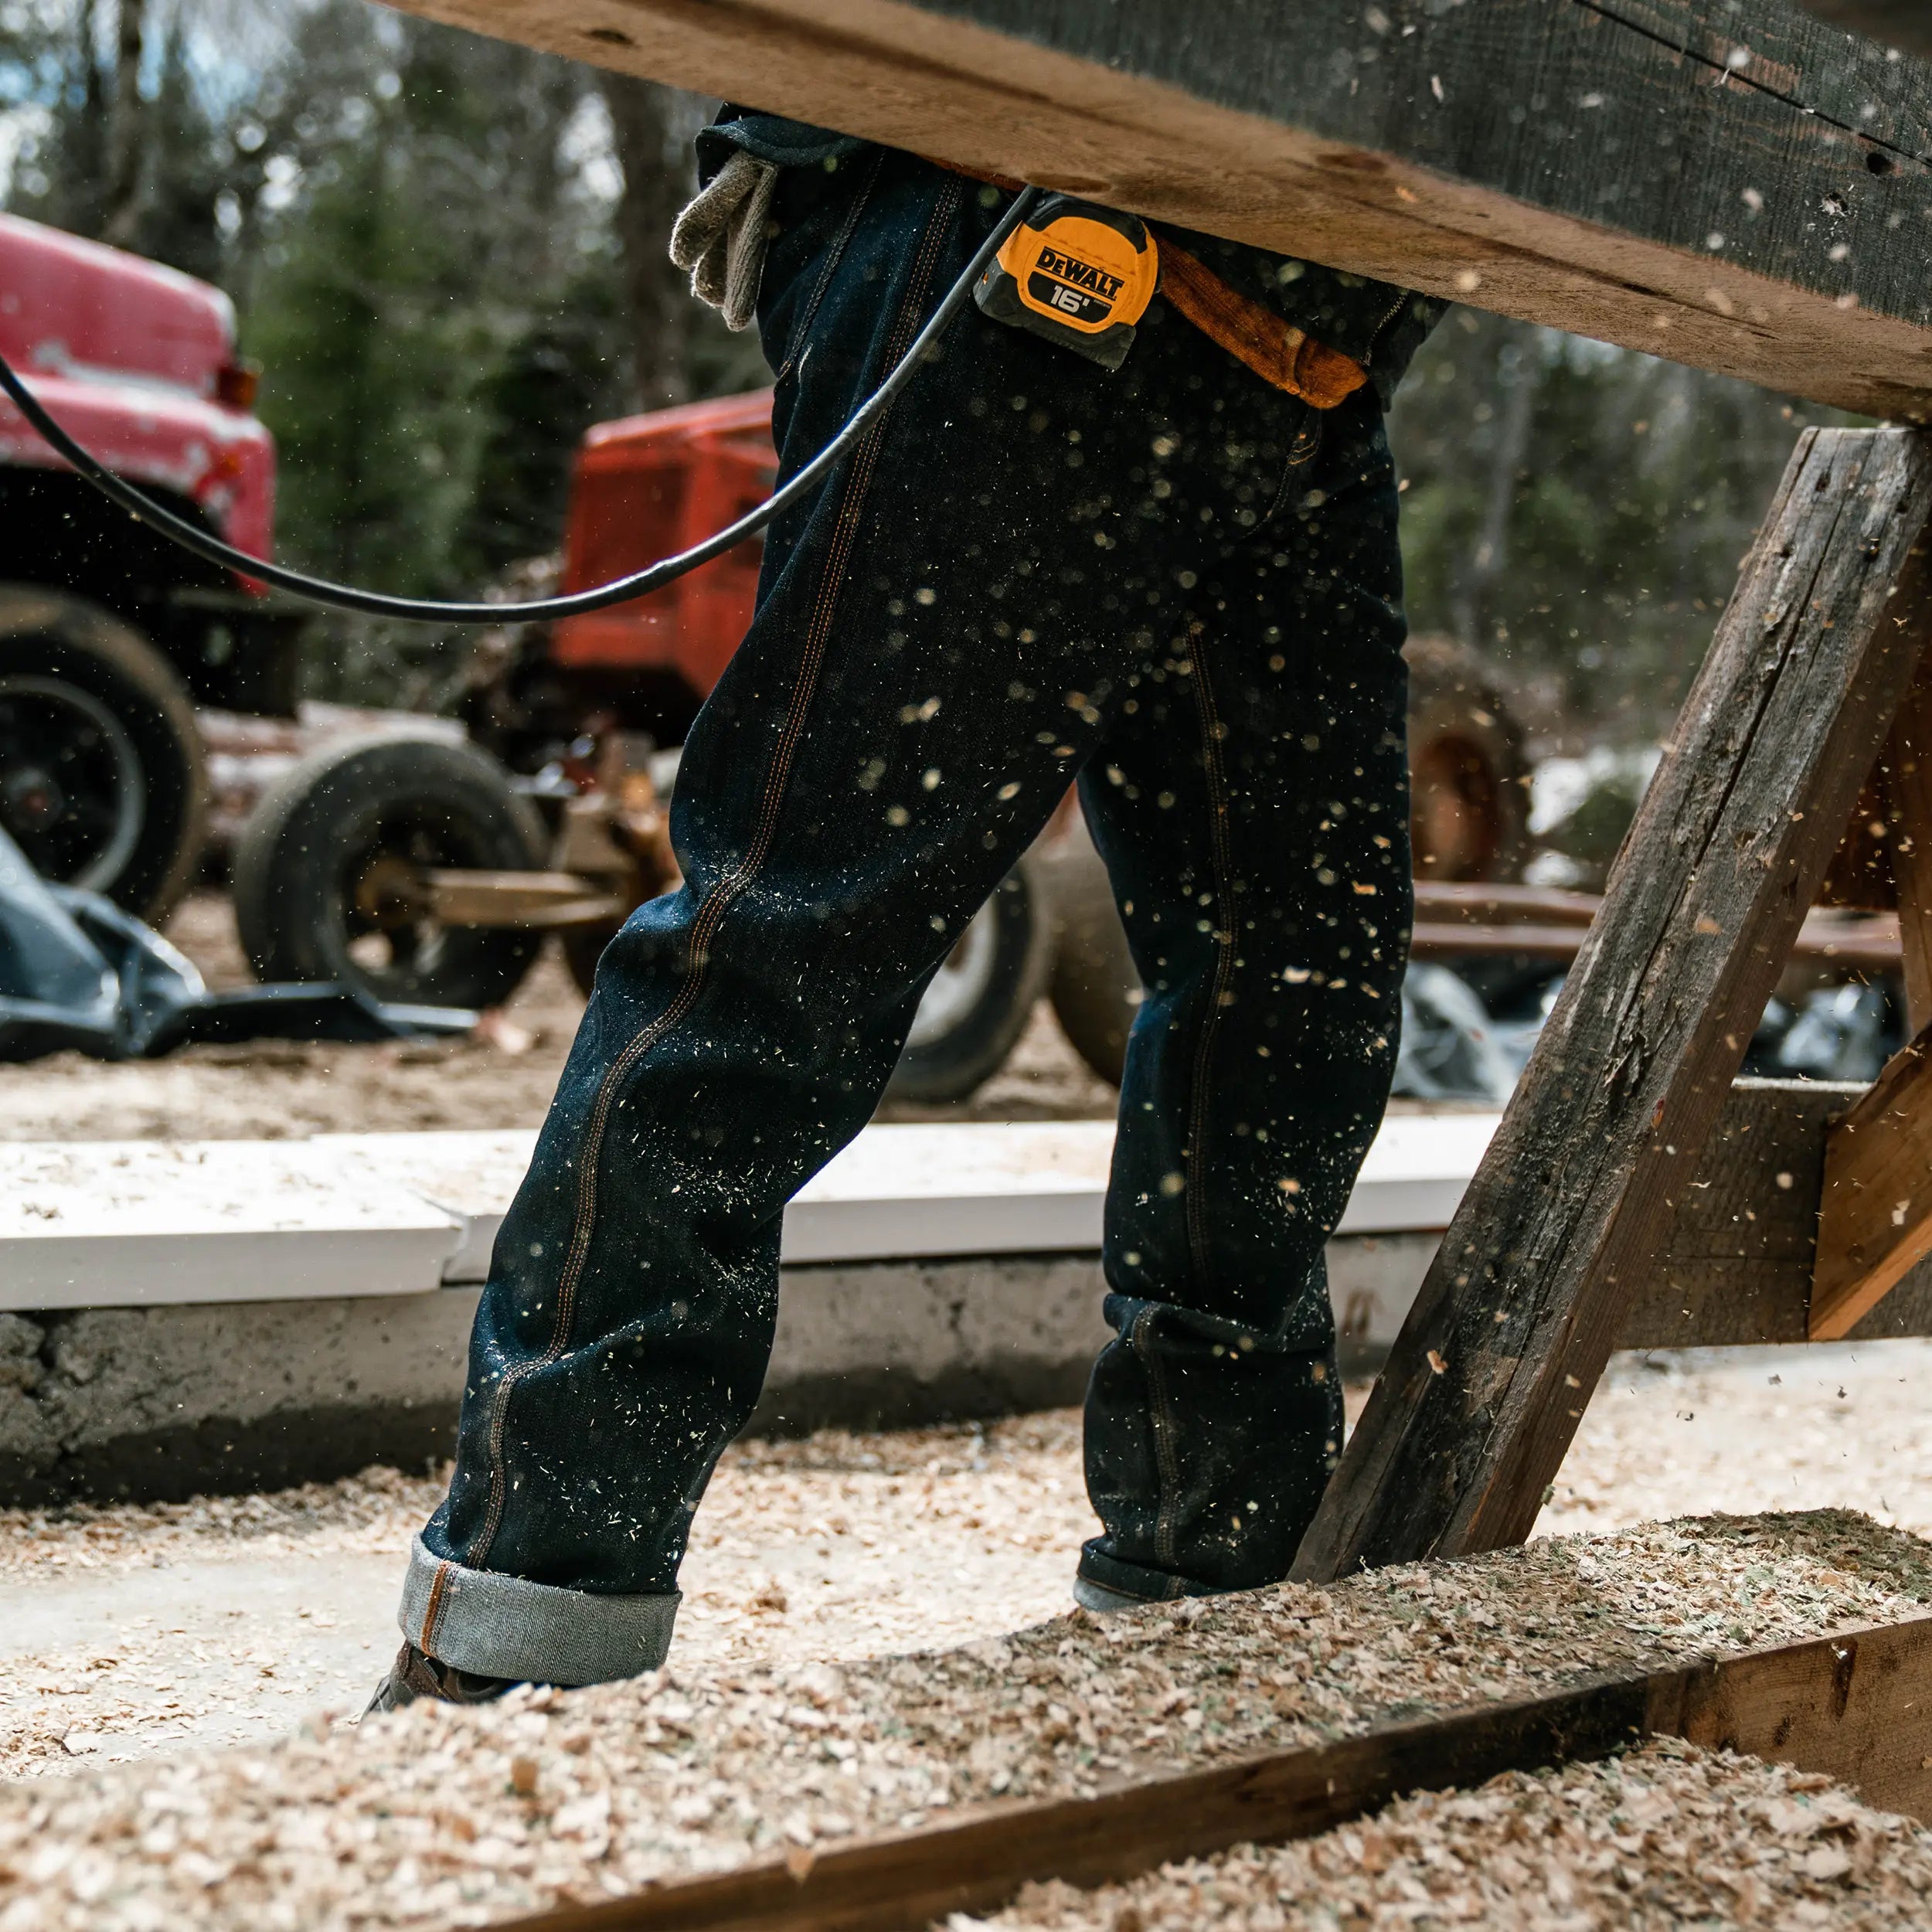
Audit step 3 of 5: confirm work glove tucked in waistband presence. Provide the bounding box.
[670,149,778,332]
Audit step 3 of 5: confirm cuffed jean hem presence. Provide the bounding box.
[1076,1538,1225,1607]
[400,1536,681,1688]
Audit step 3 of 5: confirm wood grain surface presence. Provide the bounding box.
[1631,1077,1922,1348]
[377,0,1932,415]
[1293,427,1932,1583]
[1798,2,1932,60]
[1882,656,1932,1030]
[1655,1614,1932,1821]
[1811,1030,1932,1338]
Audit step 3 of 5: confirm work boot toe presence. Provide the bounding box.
[1071,1573,1156,1614]
[365,1641,520,1715]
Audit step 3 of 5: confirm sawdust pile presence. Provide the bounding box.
[962,1740,1932,1930]
[0,1512,1925,1930]
[0,1465,442,1581]
[0,1417,1099,1781]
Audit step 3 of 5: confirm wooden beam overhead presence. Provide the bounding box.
[390,0,1932,417]
[1799,3,1932,62]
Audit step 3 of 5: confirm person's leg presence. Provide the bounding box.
[386,158,1267,1692]
[1075,387,1413,1604]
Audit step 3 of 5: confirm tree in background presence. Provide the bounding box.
[5,0,253,278]
[594,66,775,410]
[598,70,692,413]
[1389,309,1854,750]
[0,0,745,700]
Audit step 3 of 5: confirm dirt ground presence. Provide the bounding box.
[2,1337,1927,1783]
[0,893,1119,1141]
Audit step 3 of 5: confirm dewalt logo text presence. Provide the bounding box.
[1036,247,1125,304]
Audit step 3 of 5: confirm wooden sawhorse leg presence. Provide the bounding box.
[1294,427,1932,1583]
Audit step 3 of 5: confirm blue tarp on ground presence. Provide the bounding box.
[0,825,472,1063]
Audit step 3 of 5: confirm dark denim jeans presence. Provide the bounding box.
[403,152,1412,1682]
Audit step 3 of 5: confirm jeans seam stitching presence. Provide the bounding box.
[1183,639,1237,1284]
[465,177,964,1571]
[1134,1304,1183,1573]
[1253,413,1322,537]
[775,150,883,383]
[422,1558,454,1657]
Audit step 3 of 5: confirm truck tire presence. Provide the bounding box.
[0,587,209,921]
[1404,634,1532,884]
[884,855,1057,1104]
[1041,827,1138,1089]
[233,733,548,1010]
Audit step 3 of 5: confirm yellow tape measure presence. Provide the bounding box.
[973,195,1159,371]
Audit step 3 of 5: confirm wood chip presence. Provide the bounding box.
[0,1509,1925,1929]
[958,1740,1932,1930]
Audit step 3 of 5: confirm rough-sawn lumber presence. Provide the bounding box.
[1800,3,1932,61]
[1625,1077,1932,1349]
[1803,651,1932,1340]
[1878,653,1932,1030]
[381,0,1932,418]
[498,1615,1932,1932]
[1294,427,1932,1583]
[1811,1029,1932,1339]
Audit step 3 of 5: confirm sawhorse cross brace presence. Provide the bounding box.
[1298,425,1932,1580]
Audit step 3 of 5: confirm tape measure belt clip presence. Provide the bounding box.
[973,194,1158,371]
[969,189,1370,410]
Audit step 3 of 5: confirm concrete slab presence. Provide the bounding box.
[0,1291,481,1503]
[0,1236,1452,1503]
[0,1117,1492,1498]
[0,1141,462,1311]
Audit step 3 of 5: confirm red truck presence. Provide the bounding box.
[0,213,297,921]
[460,389,778,772]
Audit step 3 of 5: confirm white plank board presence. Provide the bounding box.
[326,1113,1499,1284]
[1337,1112,1504,1236]
[318,1123,1119,1281]
[0,1141,463,1311]
[1,1114,1500,1309]
[787,1121,1114,1264]
[319,1131,539,1289]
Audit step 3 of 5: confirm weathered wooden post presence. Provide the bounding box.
[1294,427,1932,1578]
